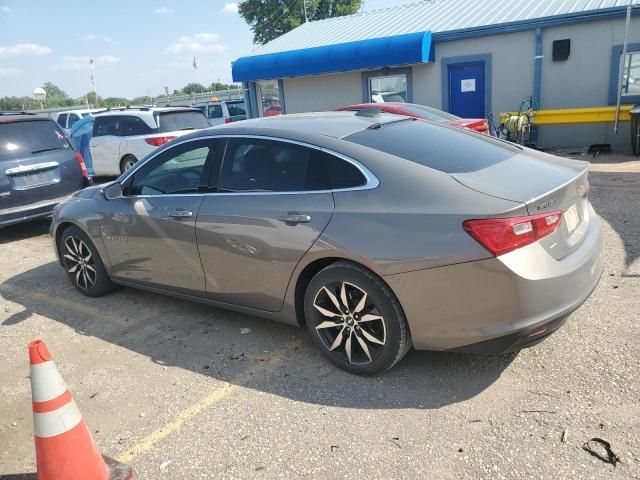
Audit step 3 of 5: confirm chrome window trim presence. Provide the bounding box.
[118,133,379,197]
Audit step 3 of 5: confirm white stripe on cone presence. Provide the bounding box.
[33,400,83,438]
[30,361,67,402]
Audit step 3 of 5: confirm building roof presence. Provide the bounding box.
[251,0,640,56]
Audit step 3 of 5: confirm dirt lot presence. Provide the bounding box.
[1,156,639,479]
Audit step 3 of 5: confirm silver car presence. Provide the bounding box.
[51,112,603,375]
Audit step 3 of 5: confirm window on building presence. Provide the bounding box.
[368,75,407,103]
[622,51,640,97]
[257,80,282,117]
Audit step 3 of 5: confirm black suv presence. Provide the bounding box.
[0,113,89,228]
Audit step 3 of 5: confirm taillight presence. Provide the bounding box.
[224,117,233,124]
[145,136,176,146]
[463,210,563,256]
[74,151,88,178]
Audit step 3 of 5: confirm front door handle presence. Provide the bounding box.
[168,209,193,219]
[278,213,311,224]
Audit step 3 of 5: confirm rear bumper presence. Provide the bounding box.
[385,205,604,352]
[0,195,71,228]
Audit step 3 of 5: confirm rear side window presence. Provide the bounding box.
[219,138,365,192]
[227,102,246,117]
[120,117,152,136]
[207,105,223,119]
[344,120,519,174]
[0,120,70,161]
[156,111,210,133]
[93,116,120,137]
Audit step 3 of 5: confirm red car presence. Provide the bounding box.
[335,103,489,134]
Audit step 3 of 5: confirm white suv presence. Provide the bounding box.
[193,100,247,126]
[89,107,210,175]
[53,109,97,134]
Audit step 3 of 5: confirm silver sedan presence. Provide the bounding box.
[51,111,603,374]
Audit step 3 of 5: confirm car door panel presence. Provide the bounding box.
[196,193,334,312]
[99,138,217,294]
[90,135,121,176]
[100,195,205,292]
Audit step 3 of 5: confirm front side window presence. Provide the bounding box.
[369,75,407,103]
[127,140,214,195]
[219,138,366,192]
[56,114,68,128]
[68,114,80,129]
[622,50,640,97]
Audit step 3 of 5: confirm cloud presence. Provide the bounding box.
[50,55,120,71]
[84,34,113,43]
[0,66,19,76]
[1,6,11,13]
[154,6,174,14]
[0,43,52,57]
[222,2,238,13]
[164,33,225,54]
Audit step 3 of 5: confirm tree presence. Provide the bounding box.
[239,0,361,45]
[42,82,75,107]
[210,82,237,92]
[181,83,207,95]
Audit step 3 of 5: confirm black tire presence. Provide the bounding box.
[304,261,411,375]
[120,155,138,173]
[59,225,116,297]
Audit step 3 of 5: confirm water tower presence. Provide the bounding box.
[33,87,46,109]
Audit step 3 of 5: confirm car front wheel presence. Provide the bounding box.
[304,261,411,375]
[59,225,116,297]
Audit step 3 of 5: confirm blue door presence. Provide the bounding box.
[448,61,485,118]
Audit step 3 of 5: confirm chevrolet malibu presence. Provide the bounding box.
[51,112,603,375]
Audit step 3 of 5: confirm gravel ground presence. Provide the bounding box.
[0,155,639,479]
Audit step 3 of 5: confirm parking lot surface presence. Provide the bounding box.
[1,158,639,479]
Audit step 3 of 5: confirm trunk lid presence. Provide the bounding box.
[452,150,591,260]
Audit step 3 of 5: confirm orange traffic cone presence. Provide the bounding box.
[28,339,132,480]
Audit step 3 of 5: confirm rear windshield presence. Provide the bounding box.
[155,111,210,133]
[344,120,519,174]
[0,120,70,161]
[400,105,459,122]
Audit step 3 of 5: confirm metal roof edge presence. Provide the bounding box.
[431,4,640,43]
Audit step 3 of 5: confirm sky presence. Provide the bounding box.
[0,0,407,99]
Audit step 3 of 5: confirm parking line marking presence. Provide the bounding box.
[115,339,302,464]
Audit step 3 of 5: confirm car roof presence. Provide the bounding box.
[204,111,410,139]
[93,106,200,117]
[0,113,54,123]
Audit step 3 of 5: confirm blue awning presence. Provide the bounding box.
[232,31,433,82]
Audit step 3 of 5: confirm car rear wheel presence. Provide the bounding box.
[120,155,138,173]
[304,261,411,375]
[59,225,116,297]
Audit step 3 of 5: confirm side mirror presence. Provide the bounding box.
[102,182,123,200]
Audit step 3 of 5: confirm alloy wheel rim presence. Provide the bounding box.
[313,281,386,365]
[124,160,135,171]
[63,236,97,290]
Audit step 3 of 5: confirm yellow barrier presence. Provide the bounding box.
[500,105,633,125]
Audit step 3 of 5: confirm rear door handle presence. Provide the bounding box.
[168,209,193,219]
[278,213,311,224]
